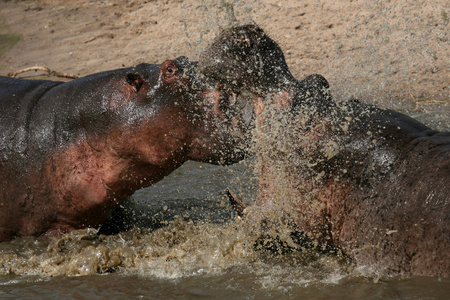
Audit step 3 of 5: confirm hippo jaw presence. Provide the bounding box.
[177,82,252,166]
[164,56,254,165]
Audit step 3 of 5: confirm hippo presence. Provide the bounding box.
[198,25,450,277]
[0,56,252,242]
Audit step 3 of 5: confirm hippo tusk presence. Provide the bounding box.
[231,92,237,106]
[226,188,246,217]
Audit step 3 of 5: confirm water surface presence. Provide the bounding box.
[1,152,449,299]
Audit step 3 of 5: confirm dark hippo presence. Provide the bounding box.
[0,56,252,242]
[198,25,450,277]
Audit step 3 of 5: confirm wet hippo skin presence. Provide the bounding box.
[199,25,450,277]
[0,57,251,242]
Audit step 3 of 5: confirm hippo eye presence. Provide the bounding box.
[165,65,179,78]
[161,60,182,83]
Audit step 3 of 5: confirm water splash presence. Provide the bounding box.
[0,218,350,287]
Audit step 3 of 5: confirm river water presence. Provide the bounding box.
[1,151,450,299]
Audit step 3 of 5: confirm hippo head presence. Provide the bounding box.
[198,24,297,96]
[198,24,332,110]
[92,56,254,167]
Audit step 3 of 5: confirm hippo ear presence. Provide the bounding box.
[126,73,144,92]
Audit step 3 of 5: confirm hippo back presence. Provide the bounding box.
[0,77,63,158]
[1,65,161,168]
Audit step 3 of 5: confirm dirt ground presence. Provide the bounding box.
[0,0,448,129]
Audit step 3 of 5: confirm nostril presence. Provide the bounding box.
[126,73,144,92]
[126,73,137,85]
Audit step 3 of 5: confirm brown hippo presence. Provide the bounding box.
[0,56,252,242]
[198,25,450,277]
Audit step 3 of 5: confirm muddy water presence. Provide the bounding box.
[1,149,450,298]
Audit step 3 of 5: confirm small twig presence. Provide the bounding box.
[226,188,247,217]
[7,66,79,79]
[415,100,448,105]
[84,33,115,44]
